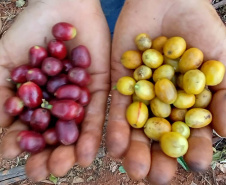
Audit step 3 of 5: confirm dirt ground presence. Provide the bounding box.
[0,1,226,185]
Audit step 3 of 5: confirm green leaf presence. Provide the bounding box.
[212,150,223,162]
[118,166,126,173]
[211,161,217,170]
[16,0,26,8]
[212,147,226,162]
[49,174,58,184]
[177,156,189,171]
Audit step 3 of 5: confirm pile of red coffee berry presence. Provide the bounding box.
[4,22,91,154]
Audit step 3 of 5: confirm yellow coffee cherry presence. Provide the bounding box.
[153,64,175,82]
[121,50,142,69]
[142,49,163,68]
[155,78,177,104]
[144,117,171,141]
[169,108,187,122]
[135,80,155,100]
[185,108,212,128]
[183,69,206,94]
[133,65,152,81]
[116,76,136,95]
[135,33,152,51]
[200,60,225,86]
[173,90,195,109]
[152,36,168,53]
[160,132,188,158]
[172,121,190,139]
[150,97,171,118]
[163,37,186,59]
[126,102,149,128]
[179,48,204,73]
[193,88,212,108]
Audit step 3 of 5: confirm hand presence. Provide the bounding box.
[106,0,226,184]
[0,0,110,182]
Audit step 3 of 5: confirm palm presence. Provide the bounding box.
[0,0,110,181]
[107,0,226,183]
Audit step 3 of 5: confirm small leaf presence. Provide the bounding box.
[177,156,189,171]
[212,147,226,163]
[118,165,126,173]
[49,174,58,184]
[16,0,26,7]
[212,150,222,161]
[211,161,217,170]
[217,163,226,173]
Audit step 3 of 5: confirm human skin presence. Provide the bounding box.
[0,0,225,183]
[107,0,226,183]
[0,0,110,181]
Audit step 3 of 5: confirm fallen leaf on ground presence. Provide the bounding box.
[73,177,84,183]
[217,163,226,173]
[87,176,94,182]
[16,0,25,7]
[216,174,226,181]
[119,166,126,174]
[49,174,58,184]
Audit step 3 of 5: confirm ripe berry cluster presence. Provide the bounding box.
[4,22,91,154]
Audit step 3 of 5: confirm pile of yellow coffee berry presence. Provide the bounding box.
[115,34,225,158]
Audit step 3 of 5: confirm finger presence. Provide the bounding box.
[0,131,23,159]
[0,86,14,127]
[106,92,131,158]
[184,126,213,172]
[75,91,108,167]
[69,1,110,167]
[0,120,28,159]
[147,143,177,185]
[48,145,76,177]
[25,149,52,182]
[7,120,29,133]
[209,89,226,137]
[122,129,151,180]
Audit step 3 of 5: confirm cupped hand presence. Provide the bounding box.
[107,0,226,184]
[0,0,110,182]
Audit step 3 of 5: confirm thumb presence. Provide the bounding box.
[0,15,11,88]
